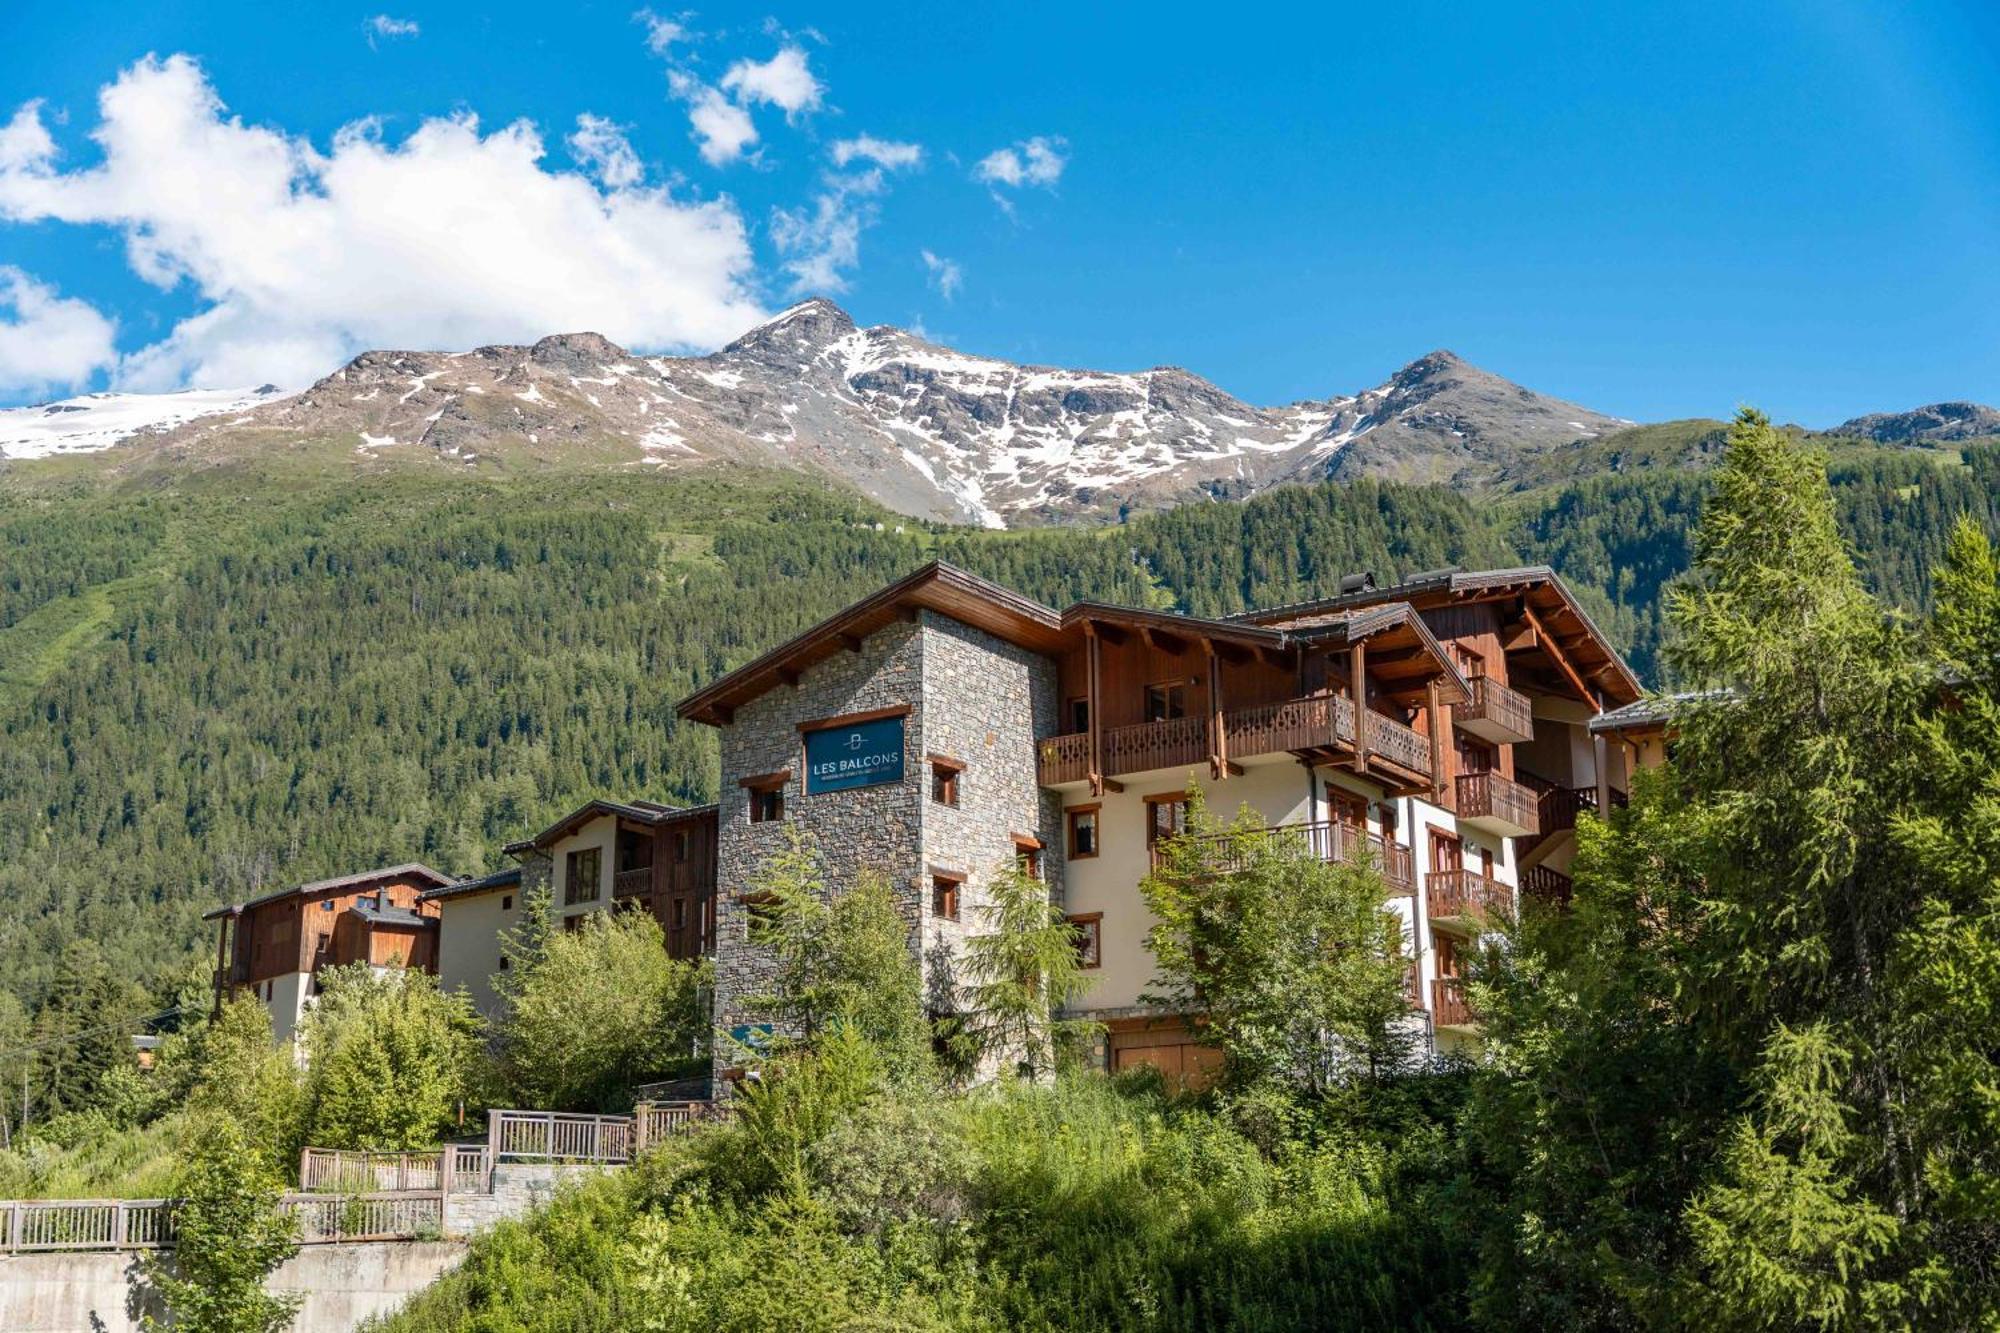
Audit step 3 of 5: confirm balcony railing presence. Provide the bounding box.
[1431,976,1475,1028]
[1034,692,1435,787]
[1456,771,1540,837]
[1102,715,1208,778]
[1150,819,1414,891]
[1456,676,1534,744]
[1426,867,1512,928]
[1520,864,1573,907]
[1364,712,1432,776]
[613,867,653,899]
[1224,694,1354,758]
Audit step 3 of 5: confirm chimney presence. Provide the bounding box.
[1339,572,1377,595]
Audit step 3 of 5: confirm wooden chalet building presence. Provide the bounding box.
[677,560,1647,1081]
[205,863,453,1044]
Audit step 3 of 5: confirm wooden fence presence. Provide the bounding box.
[298,1145,489,1196]
[484,1102,716,1166]
[0,1191,443,1253]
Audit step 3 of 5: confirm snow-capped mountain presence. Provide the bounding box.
[0,385,290,460]
[0,300,1630,526]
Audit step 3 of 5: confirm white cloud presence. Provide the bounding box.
[0,267,118,398]
[831,135,921,171]
[567,114,642,188]
[0,101,55,171]
[974,135,1068,191]
[364,14,420,45]
[769,137,925,297]
[719,47,822,119]
[668,70,759,167]
[0,55,764,391]
[634,8,686,54]
[920,250,962,300]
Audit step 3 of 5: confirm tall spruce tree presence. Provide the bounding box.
[1467,410,1991,1328]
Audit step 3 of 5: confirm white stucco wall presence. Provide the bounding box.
[435,889,515,1023]
[549,817,616,924]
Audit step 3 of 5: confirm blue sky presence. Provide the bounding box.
[0,0,1996,424]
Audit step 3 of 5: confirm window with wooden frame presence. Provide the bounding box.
[1430,829,1462,873]
[675,830,691,863]
[1012,834,1043,881]
[1452,643,1486,680]
[1145,792,1191,847]
[1455,735,1494,775]
[1068,912,1103,969]
[742,771,788,824]
[1067,804,1101,859]
[563,847,602,906]
[931,869,965,921]
[1328,787,1368,829]
[1067,696,1091,734]
[1144,680,1188,722]
[929,754,964,807]
[672,897,688,929]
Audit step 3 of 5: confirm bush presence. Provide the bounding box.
[499,909,709,1112]
[299,965,486,1151]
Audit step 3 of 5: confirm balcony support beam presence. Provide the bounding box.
[1350,642,1369,774]
[1204,638,1227,780]
[1426,680,1447,805]
[1086,624,1104,797]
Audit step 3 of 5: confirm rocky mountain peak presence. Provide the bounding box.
[529,332,634,374]
[721,298,859,360]
[1832,400,2000,444]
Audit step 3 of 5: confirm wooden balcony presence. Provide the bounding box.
[612,867,653,900]
[1455,771,1539,837]
[1520,864,1573,907]
[1455,676,1533,745]
[1426,867,1512,931]
[1035,692,1433,789]
[1149,819,1414,892]
[1431,976,1475,1029]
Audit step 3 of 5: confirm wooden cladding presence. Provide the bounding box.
[1034,691,1434,788]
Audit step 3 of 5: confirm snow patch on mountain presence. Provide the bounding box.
[0,386,289,459]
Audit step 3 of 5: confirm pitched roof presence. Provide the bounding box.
[1234,565,1642,705]
[676,562,1064,725]
[502,799,718,856]
[420,865,524,904]
[203,862,453,920]
[349,901,435,928]
[1587,690,1729,737]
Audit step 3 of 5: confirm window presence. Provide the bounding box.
[747,780,785,823]
[1328,788,1367,829]
[1453,643,1486,679]
[1144,681,1188,722]
[929,755,963,807]
[498,955,510,972]
[1430,829,1462,873]
[1013,835,1042,881]
[1067,805,1101,859]
[931,872,964,921]
[1067,696,1091,734]
[675,830,691,863]
[500,894,512,912]
[1455,735,1494,775]
[672,898,688,929]
[1068,913,1102,969]
[563,847,601,906]
[1146,794,1190,847]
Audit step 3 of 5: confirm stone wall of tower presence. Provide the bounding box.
[709,610,1056,1064]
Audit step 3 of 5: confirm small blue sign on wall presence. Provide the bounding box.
[803,715,906,795]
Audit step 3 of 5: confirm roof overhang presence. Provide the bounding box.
[676,562,1063,727]
[504,799,719,856]
[204,861,453,921]
[1288,602,1473,707]
[1238,566,1641,707]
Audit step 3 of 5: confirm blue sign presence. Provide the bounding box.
[803,715,906,794]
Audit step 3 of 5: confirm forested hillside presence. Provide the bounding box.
[0,437,1995,1034]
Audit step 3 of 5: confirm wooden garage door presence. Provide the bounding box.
[1110,1025,1223,1091]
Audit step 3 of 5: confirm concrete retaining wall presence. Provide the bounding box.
[0,1241,466,1333]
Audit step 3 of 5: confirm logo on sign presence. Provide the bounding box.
[803,714,905,794]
